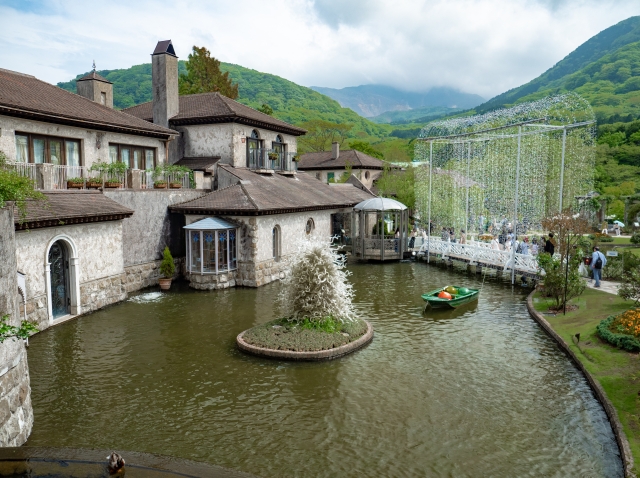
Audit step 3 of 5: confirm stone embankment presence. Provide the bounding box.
[0,206,33,446]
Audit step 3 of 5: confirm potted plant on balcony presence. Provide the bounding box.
[154,179,167,189]
[66,177,84,189]
[158,246,175,291]
[88,161,108,188]
[104,162,127,188]
[268,152,279,163]
[292,154,300,162]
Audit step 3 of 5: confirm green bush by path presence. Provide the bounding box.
[597,315,640,351]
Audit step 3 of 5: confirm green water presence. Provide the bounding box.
[26,262,622,477]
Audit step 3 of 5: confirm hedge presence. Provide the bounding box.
[597,316,640,352]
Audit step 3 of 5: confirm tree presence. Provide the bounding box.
[537,209,591,310]
[178,46,238,99]
[297,120,353,153]
[618,268,640,306]
[376,164,415,209]
[0,151,46,220]
[258,104,273,116]
[349,141,384,160]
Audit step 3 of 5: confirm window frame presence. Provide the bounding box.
[14,132,82,166]
[272,225,281,260]
[186,227,238,275]
[108,143,156,169]
[305,218,315,235]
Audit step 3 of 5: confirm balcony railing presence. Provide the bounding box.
[6,163,194,190]
[247,149,298,173]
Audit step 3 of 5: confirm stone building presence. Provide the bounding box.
[297,142,387,190]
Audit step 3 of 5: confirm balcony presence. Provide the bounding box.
[5,163,194,191]
[247,149,298,174]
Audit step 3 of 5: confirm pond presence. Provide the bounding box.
[26,262,622,477]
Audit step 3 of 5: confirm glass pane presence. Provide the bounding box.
[190,231,201,271]
[33,139,45,164]
[66,141,80,166]
[230,229,237,269]
[15,135,28,162]
[48,242,69,319]
[145,150,154,170]
[202,232,215,273]
[133,150,141,170]
[272,228,277,258]
[218,231,228,271]
[50,140,62,165]
[121,148,130,168]
[109,145,118,164]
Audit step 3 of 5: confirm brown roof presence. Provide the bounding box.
[345,174,375,196]
[77,71,112,84]
[123,92,306,136]
[175,157,220,172]
[0,68,177,138]
[14,191,133,230]
[153,40,177,57]
[328,183,377,203]
[170,165,375,215]
[297,149,386,170]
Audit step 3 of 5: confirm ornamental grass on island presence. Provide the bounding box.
[242,236,367,352]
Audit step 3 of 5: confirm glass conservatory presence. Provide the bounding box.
[352,198,409,261]
[185,218,238,274]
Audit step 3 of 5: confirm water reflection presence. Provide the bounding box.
[26,262,622,477]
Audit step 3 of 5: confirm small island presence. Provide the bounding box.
[237,236,373,360]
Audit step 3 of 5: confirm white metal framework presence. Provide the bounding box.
[185,218,238,275]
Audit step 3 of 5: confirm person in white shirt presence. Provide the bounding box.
[491,236,500,250]
[590,246,607,287]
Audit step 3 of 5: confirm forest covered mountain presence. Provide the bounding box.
[311,84,483,120]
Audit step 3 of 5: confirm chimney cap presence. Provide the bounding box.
[152,40,177,57]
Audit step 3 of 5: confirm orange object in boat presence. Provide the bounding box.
[437,291,452,300]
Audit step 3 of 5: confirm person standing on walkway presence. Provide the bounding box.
[544,233,556,255]
[601,221,608,235]
[409,229,416,250]
[590,246,607,288]
[460,229,467,244]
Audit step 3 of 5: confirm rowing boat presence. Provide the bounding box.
[422,286,479,309]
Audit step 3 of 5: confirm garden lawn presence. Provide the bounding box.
[532,288,640,474]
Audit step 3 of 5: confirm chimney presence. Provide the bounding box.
[331,141,340,160]
[152,40,179,128]
[76,62,113,108]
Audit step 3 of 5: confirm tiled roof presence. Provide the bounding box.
[123,93,306,136]
[77,71,112,84]
[175,157,220,172]
[0,68,177,138]
[14,191,134,230]
[170,165,375,215]
[328,183,377,203]
[297,149,386,170]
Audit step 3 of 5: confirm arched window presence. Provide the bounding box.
[251,130,260,139]
[305,218,315,235]
[365,171,370,180]
[272,225,281,259]
[271,135,285,168]
[248,130,261,168]
[275,135,283,143]
[48,241,70,319]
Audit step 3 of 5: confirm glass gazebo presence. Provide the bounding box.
[352,198,409,261]
[185,218,238,274]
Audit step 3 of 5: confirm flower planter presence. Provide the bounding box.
[158,278,172,291]
[86,181,102,189]
[104,182,122,188]
[154,183,168,189]
[67,181,84,189]
[169,182,182,189]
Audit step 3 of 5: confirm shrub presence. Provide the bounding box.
[278,236,355,322]
[619,269,640,306]
[599,236,614,242]
[597,315,640,352]
[0,150,46,220]
[67,177,84,184]
[537,252,586,310]
[159,246,175,278]
[631,233,640,245]
[0,314,38,343]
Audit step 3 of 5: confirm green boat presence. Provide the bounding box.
[422,286,479,309]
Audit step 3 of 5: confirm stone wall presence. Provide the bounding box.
[0,114,168,168]
[124,257,183,293]
[104,190,204,267]
[0,207,33,446]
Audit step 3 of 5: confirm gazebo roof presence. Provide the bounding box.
[184,217,237,230]
[354,197,407,212]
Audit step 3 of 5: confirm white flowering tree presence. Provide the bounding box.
[278,236,355,322]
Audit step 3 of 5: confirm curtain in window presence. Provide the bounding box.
[50,140,62,165]
[66,141,80,166]
[121,148,130,168]
[145,150,154,170]
[15,135,28,162]
[109,145,118,164]
[190,231,201,272]
[33,139,45,164]
[133,150,141,170]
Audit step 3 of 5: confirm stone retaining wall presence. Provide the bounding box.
[526,292,635,478]
[124,258,183,293]
[0,206,32,446]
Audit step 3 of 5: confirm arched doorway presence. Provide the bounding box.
[48,241,70,319]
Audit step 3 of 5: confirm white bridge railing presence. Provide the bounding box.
[417,238,540,275]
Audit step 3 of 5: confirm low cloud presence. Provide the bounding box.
[0,0,638,99]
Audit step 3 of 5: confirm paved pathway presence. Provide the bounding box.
[585,279,621,295]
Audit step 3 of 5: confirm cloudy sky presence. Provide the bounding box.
[0,0,639,99]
